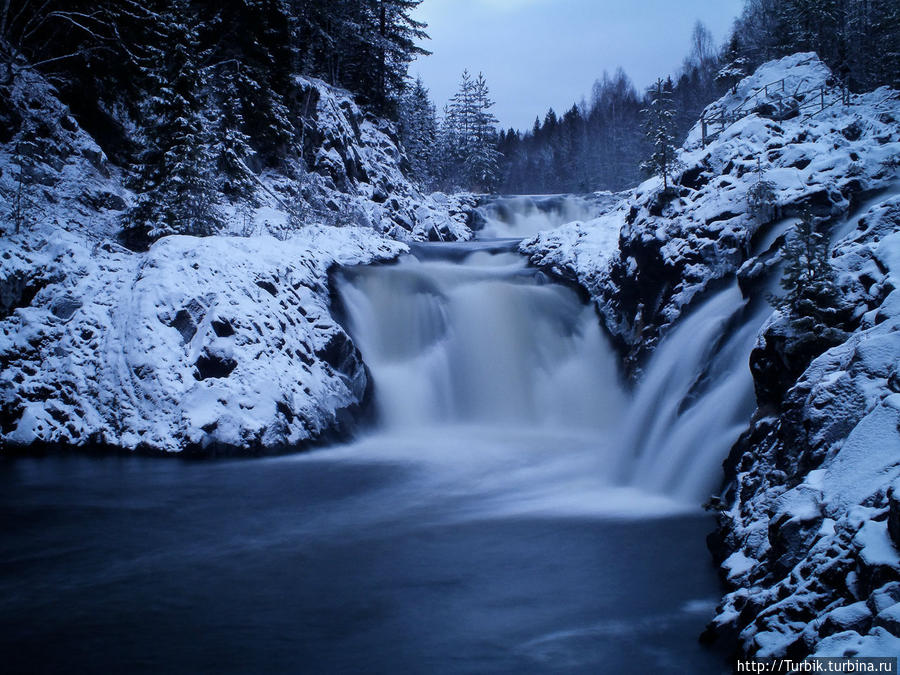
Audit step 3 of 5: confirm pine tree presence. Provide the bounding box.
[442,70,476,190]
[398,77,439,188]
[777,209,837,321]
[640,78,680,191]
[466,72,502,193]
[369,0,430,116]
[215,67,258,201]
[232,0,298,167]
[716,33,748,94]
[126,0,220,243]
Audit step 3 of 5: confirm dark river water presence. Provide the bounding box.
[0,449,727,674]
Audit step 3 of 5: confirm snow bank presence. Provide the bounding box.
[0,226,404,453]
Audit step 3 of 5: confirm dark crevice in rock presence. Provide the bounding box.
[194,354,237,380]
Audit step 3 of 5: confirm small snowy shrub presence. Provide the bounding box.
[747,157,778,223]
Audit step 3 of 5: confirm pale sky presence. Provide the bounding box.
[411,0,745,130]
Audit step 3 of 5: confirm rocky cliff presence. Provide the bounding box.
[524,53,900,657]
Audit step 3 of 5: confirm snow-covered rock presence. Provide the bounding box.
[709,196,900,657]
[523,53,900,373]
[0,226,404,453]
[0,60,460,454]
[293,76,474,243]
[519,195,629,290]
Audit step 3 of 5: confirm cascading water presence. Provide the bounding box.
[333,239,649,519]
[474,193,613,238]
[337,246,625,432]
[336,195,772,507]
[618,286,768,502]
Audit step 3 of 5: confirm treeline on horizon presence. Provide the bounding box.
[428,0,899,195]
[2,0,899,214]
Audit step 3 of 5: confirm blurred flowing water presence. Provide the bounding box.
[0,195,766,674]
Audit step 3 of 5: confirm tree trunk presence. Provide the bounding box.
[378,1,386,113]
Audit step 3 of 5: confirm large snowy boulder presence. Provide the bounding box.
[0,227,404,453]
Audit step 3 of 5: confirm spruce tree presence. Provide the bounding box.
[398,77,439,189]
[777,209,837,321]
[126,0,220,242]
[466,72,502,193]
[442,70,476,189]
[640,78,680,191]
[215,68,258,201]
[716,34,748,94]
[747,157,777,223]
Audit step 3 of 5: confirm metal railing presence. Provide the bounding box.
[700,78,850,146]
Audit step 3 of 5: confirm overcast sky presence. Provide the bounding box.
[411,0,745,130]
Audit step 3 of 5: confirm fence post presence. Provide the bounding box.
[821,88,825,110]
[701,115,707,146]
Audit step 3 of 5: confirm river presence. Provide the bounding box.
[0,195,747,673]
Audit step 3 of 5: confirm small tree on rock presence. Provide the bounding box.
[776,208,838,323]
[640,78,681,191]
[747,157,778,223]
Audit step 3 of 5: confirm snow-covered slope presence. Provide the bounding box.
[523,53,900,658]
[0,65,465,454]
[523,53,900,372]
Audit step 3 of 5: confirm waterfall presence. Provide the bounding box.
[618,286,768,502]
[336,248,627,432]
[335,196,772,506]
[475,194,610,239]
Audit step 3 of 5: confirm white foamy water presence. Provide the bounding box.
[334,196,772,512]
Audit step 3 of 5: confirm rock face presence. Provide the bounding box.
[293,77,474,243]
[0,64,463,454]
[0,227,404,454]
[522,53,900,657]
[524,53,899,376]
[708,197,900,658]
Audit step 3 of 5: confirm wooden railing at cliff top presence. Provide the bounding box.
[700,77,851,147]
